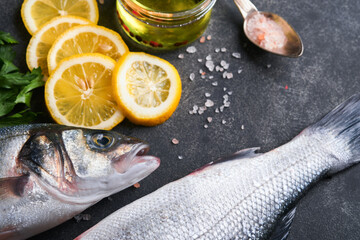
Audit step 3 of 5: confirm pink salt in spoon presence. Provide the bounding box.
[234,0,303,57]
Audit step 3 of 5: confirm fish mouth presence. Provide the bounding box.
[112,143,160,174]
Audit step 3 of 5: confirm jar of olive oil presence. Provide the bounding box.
[116,0,217,50]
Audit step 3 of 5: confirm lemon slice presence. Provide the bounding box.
[21,0,99,35]
[47,24,129,74]
[45,53,124,130]
[26,15,93,78]
[113,52,182,126]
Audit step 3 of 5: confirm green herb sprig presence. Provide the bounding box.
[0,31,44,126]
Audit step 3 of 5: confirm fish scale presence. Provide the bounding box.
[77,94,360,240]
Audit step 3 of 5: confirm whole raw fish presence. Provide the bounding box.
[76,94,360,240]
[0,124,160,240]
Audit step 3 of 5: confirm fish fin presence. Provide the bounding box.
[0,226,17,240]
[216,147,261,163]
[308,94,360,174]
[0,175,29,199]
[268,207,297,240]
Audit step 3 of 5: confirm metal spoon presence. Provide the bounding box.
[234,0,303,57]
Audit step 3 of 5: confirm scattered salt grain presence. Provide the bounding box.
[221,47,227,52]
[189,73,195,81]
[199,36,206,43]
[199,69,204,74]
[205,99,214,107]
[212,81,218,86]
[215,48,220,53]
[206,55,212,61]
[215,108,220,113]
[223,87,227,91]
[232,52,241,59]
[222,119,227,124]
[215,66,221,72]
[178,54,184,59]
[220,106,225,112]
[178,156,184,160]
[193,105,199,111]
[172,138,179,145]
[205,92,211,97]
[207,35,212,41]
[267,64,272,68]
[226,72,234,79]
[198,59,203,63]
[228,91,233,95]
[220,60,227,67]
[207,117,213,123]
[205,61,215,72]
[204,124,209,129]
[209,75,214,79]
[238,69,243,74]
[222,71,228,79]
[186,46,197,53]
[241,125,245,130]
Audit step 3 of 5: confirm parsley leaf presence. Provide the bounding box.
[0,32,44,125]
[0,31,18,45]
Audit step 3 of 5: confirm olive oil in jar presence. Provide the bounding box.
[116,0,216,50]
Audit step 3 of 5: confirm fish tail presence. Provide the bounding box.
[309,94,360,173]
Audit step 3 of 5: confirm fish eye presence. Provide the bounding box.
[91,133,114,149]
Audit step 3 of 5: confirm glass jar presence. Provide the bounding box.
[116,0,217,50]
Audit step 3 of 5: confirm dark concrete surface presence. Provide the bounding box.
[1,0,360,239]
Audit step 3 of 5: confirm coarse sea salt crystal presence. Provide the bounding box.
[172,138,179,145]
[215,48,220,53]
[189,73,195,81]
[241,125,245,130]
[232,52,241,59]
[206,55,212,61]
[209,75,214,79]
[221,47,227,52]
[178,156,184,160]
[212,81,218,86]
[222,119,227,124]
[215,108,219,113]
[205,61,215,72]
[205,99,214,107]
[238,69,243,74]
[226,72,233,79]
[186,46,197,53]
[198,59,203,63]
[207,117,213,123]
[178,54,184,59]
[205,92,211,97]
[204,124,209,129]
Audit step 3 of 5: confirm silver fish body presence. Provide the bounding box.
[76,95,360,240]
[0,124,160,240]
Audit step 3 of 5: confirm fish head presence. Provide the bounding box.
[18,126,160,204]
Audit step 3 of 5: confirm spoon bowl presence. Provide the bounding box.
[235,0,303,57]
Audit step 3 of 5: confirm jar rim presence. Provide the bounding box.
[119,0,217,24]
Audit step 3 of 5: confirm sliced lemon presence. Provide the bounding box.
[45,53,124,130]
[113,52,182,126]
[21,0,99,35]
[26,15,93,79]
[47,24,129,74]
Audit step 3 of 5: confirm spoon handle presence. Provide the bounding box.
[233,0,258,19]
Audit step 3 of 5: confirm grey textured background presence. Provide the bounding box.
[1,0,360,239]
